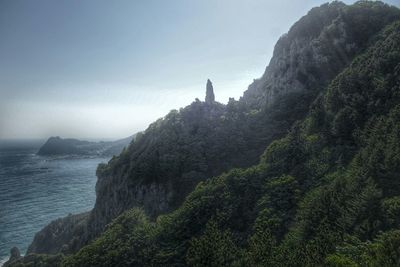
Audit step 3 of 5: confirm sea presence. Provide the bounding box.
[0,140,109,265]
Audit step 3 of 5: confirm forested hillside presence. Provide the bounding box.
[5,1,400,266]
[59,19,400,267]
[80,1,400,252]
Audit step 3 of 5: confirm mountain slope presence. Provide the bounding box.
[242,0,400,109]
[60,19,400,267]
[8,1,400,265]
[76,1,400,250]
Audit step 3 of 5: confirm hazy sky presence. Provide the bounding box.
[1,0,399,139]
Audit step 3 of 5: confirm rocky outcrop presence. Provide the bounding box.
[241,1,400,109]
[86,174,174,241]
[27,212,90,255]
[84,98,228,243]
[37,135,133,157]
[4,254,63,267]
[3,247,21,267]
[205,79,215,103]
[27,170,176,255]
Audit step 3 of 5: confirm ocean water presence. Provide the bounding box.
[0,140,109,264]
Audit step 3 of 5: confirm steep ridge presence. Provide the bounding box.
[60,19,400,267]
[22,0,400,260]
[84,0,400,244]
[242,1,400,109]
[10,15,400,267]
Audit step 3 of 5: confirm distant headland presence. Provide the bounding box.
[37,135,134,157]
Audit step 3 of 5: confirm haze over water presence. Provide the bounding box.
[0,140,108,264]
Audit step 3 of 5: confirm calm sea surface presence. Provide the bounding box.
[0,140,109,264]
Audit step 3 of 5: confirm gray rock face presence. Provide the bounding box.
[85,172,174,242]
[242,1,398,109]
[242,3,344,109]
[205,79,215,103]
[27,212,89,255]
[3,247,21,267]
[27,172,175,255]
[10,247,20,259]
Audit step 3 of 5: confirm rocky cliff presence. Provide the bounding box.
[27,212,90,255]
[25,1,400,258]
[205,79,215,103]
[242,1,400,109]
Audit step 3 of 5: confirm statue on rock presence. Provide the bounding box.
[205,79,215,104]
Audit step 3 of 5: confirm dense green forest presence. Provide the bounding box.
[59,20,400,267]
[6,1,400,267]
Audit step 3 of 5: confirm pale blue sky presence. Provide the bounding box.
[1,0,399,139]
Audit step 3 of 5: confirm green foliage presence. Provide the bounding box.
[382,197,400,228]
[62,209,157,267]
[28,4,400,267]
[243,175,301,266]
[186,220,240,267]
[327,230,400,267]
[325,254,358,267]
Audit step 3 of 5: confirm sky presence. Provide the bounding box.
[1,0,399,140]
